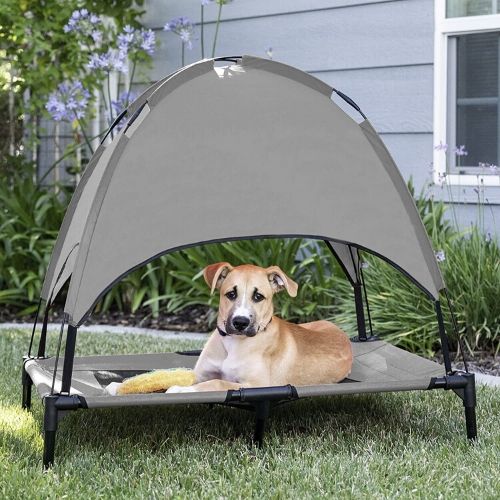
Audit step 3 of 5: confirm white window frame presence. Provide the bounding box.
[433,1,500,187]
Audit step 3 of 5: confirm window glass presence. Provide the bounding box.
[447,0,500,17]
[451,32,498,169]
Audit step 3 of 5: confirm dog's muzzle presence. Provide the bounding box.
[217,317,272,337]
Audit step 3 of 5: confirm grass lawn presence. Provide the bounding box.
[0,328,499,499]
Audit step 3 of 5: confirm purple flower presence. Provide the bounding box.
[63,9,103,43]
[434,141,448,152]
[435,250,446,262]
[455,145,468,156]
[201,0,213,4]
[86,49,128,73]
[164,17,195,50]
[118,26,156,57]
[46,81,90,122]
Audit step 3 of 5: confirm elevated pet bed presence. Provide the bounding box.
[22,56,476,468]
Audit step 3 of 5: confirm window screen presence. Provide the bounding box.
[447,0,500,17]
[448,32,499,171]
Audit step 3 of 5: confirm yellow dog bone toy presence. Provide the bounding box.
[116,368,196,395]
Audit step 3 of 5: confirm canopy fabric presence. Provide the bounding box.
[40,70,182,303]
[40,56,444,326]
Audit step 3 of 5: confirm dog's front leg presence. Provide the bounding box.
[193,332,226,383]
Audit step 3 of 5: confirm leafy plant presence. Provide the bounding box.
[0,157,68,314]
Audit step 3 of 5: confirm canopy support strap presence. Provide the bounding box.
[61,325,78,395]
[435,301,453,374]
[27,298,42,358]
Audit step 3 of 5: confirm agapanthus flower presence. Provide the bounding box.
[46,81,90,122]
[435,250,446,262]
[87,48,128,73]
[455,145,468,156]
[164,17,195,50]
[63,9,102,40]
[201,0,214,5]
[118,25,156,57]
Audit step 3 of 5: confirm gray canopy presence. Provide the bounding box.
[41,55,444,326]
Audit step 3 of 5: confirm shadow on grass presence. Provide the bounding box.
[42,390,467,461]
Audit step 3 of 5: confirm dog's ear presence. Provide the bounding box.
[203,262,233,295]
[266,266,298,297]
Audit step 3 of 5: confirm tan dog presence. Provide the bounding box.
[167,263,352,393]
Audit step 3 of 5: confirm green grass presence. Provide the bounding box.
[1,329,499,499]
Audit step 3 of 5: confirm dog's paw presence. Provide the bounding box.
[105,382,122,396]
[166,385,196,394]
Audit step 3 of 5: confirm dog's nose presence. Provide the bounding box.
[232,316,250,331]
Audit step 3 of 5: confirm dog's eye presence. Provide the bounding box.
[225,289,237,301]
[253,291,265,303]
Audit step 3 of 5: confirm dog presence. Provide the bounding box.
[166,262,353,393]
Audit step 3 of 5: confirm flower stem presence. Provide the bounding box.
[182,42,185,66]
[126,59,137,107]
[74,113,95,155]
[211,2,223,58]
[201,5,205,59]
[106,72,114,138]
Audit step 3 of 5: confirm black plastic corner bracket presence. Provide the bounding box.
[428,372,477,440]
[42,394,83,468]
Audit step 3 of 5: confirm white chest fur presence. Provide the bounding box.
[219,335,270,385]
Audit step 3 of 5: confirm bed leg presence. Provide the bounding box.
[22,359,32,410]
[252,400,271,448]
[463,373,477,441]
[43,396,58,468]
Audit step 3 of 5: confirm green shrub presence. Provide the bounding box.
[100,238,343,325]
[0,157,68,314]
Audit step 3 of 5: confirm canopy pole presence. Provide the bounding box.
[435,301,453,374]
[443,288,469,373]
[61,324,78,394]
[353,283,367,341]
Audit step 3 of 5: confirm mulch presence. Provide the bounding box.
[2,306,498,376]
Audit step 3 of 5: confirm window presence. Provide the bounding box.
[434,1,500,186]
[447,0,500,18]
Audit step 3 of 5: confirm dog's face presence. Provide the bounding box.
[203,263,298,336]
